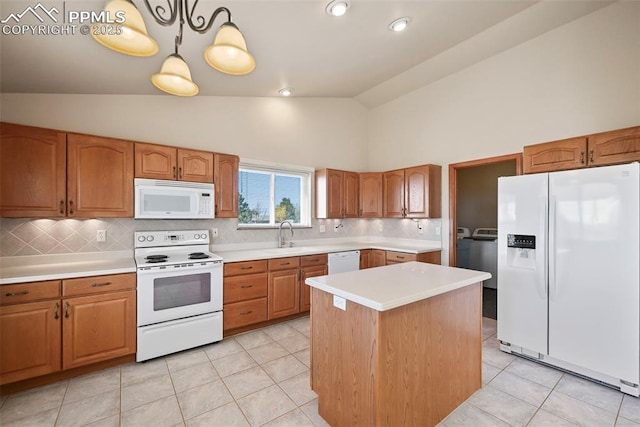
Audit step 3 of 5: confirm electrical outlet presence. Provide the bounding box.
[435,226,441,236]
[333,295,346,311]
[418,226,424,234]
[211,228,219,237]
[96,230,106,242]
[334,224,339,232]
[319,224,326,233]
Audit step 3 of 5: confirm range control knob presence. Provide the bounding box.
[137,235,146,242]
[148,236,154,242]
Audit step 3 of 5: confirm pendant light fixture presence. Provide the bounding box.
[151,22,199,96]
[91,0,255,96]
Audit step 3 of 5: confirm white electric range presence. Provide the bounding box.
[134,230,223,362]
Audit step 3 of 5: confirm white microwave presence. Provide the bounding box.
[134,178,215,219]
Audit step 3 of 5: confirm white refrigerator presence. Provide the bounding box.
[497,162,640,396]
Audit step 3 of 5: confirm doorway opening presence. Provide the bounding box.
[448,154,522,319]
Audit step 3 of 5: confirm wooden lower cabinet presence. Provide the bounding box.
[0,300,61,385]
[268,269,300,319]
[224,298,268,331]
[62,290,136,370]
[300,265,327,312]
[386,250,441,265]
[359,249,371,269]
[371,250,386,267]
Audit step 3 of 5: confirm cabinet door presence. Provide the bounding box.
[342,171,359,218]
[0,123,66,218]
[177,148,214,183]
[268,269,300,319]
[67,134,134,218]
[371,250,386,267]
[214,153,239,218]
[383,169,405,217]
[62,290,136,370]
[523,137,587,174]
[404,165,441,218]
[359,249,371,269]
[386,251,417,264]
[300,265,327,312]
[0,300,61,385]
[359,173,382,218]
[135,142,177,180]
[588,126,640,167]
[327,169,344,218]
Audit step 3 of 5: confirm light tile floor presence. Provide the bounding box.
[1,316,640,426]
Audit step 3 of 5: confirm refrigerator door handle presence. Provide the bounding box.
[549,196,557,301]
[539,197,548,299]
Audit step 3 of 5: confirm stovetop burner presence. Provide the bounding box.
[145,254,169,260]
[189,252,211,260]
[146,258,167,263]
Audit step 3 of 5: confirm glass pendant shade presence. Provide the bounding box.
[151,54,199,96]
[91,0,158,57]
[203,23,256,75]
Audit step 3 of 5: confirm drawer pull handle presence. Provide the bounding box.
[54,302,60,320]
[281,262,290,265]
[90,281,112,288]
[310,259,319,262]
[173,166,177,179]
[178,167,183,179]
[580,151,585,164]
[241,266,253,270]
[589,150,594,163]
[68,200,74,215]
[60,200,65,214]
[240,310,253,315]
[64,302,70,319]
[240,285,253,288]
[5,290,29,297]
[397,256,405,259]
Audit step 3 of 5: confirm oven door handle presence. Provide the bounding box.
[136,263,222,276]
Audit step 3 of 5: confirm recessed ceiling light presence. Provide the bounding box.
[389,17,411,32]
[279,88,293,97]
[326,0,350,17]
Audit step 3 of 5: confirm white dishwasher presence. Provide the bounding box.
[328,251,360,274]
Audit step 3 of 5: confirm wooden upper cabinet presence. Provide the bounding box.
[404,164,441,218]
[214,153,239,218]
[315,168,358,219]
[178,148,214,183]
[383,169,405,218]
[135,142,177,180]
[588,126,640,167]
[343,171,359,218]
[359,173,382,218]
[136,143,215,183]
[523,137,587,174]
[0,123,67,218]
[67,134,134,218]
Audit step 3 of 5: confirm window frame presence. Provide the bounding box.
[237,158,314,229]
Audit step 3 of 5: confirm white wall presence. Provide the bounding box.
[0,94,369,171]
[367,1,640,264]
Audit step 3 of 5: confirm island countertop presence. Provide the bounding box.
[305,261,491,311]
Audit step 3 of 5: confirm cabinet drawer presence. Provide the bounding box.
[268,257,300,271]
[386,251,417,263]
[1,280,61,305]
[224,260,268,277]
[62,273,136,297]
[224,298,267,330]
[300,254,328,267]
[224,273,268,304]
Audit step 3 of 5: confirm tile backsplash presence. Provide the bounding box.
[0,217,441,257]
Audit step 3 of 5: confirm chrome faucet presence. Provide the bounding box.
[278,220,294,248]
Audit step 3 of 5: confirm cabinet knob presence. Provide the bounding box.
[60,200,65,214]
[68,200,74,215]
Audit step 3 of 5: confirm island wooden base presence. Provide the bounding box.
[311,283,482,427]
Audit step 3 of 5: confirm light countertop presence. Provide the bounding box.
[0,238,442,284]
[305,261,491,312]
[0,251,136,285]
[213,238,441,263]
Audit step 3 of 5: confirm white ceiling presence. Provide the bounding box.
[0,0,614,108]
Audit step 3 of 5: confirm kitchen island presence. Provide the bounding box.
[305,261,491,426]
